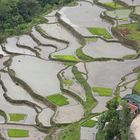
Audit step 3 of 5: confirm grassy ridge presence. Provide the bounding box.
[72,66,97,115]
[81,119,96,127]
[76,48,94,62]
[53,55,80,62]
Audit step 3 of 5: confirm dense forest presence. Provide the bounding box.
[0,0,74,42]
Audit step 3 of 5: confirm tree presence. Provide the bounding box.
[18,0,41,22]
[97,97,131,140]
[0,0,23,30]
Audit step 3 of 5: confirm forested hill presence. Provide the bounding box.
[0,0,74,42]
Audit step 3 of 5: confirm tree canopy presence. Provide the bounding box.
[0,0,75,41]
[97,97,132,140]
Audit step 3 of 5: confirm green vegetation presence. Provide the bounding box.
[0,0,76,43]
[84,37,97,42]
[56,114,98,140]
[122,54,137,60]
[63,61,77,66]
[53,55,79,62]
[47,94,69,106]
[117,23,140,48]
[7,129,29,138]
[92,87,112,96]
[76,48,94,62]
[81,119,96,127]
[96,130,105,140]
[58,123,80,140]
[88,27,113,39]
[72,66,97,115]
[103,2,123,9]
[63,79,73,86]
[9,113,26,122]
[119,18,128,21]
[133,80,140,94]
[105,9,131,19]
[97,97,131,140]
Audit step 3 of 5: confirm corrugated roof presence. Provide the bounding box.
[124,94,140,104]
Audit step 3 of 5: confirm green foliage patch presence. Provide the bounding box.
[92,87,112,96]
[7,129,29,138]
[53,55,79,62]
[103,2,124,9]
[133,80,140,94]
[84,37,97,42]
[88,27,113,39]
[81,119,96,127]
[9,113,27,122]
[117,23,140,48]
[58,123,80,140]
[63,79,73,86]
[47,94,69,106]
[0,0,76,43]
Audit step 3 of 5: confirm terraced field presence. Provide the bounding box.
[0,0,140,140]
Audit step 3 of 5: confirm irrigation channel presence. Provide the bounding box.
[0,0,140,140]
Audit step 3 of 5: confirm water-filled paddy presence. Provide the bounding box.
[120,0,140,6]
[86,59,140,89]
[1,72,46,108]
[39,23,81,56]
[18,35,38,49]
[10,55,64,97]
[0,0,139,139]
[83,38,136,58]
[3,37,35,55]
[0,124,47,140]
[53,103,84,124]
[0,86,36,124]
[38,108,54,127]
[58,1,110,36]
[31,27,66,51]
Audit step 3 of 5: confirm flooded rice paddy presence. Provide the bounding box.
[0,0,139,139]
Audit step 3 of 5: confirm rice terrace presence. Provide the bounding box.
[0,0,140,140]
